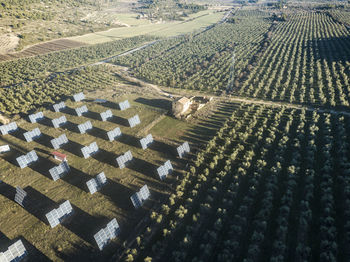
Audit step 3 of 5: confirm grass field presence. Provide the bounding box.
[71,10,225,44]
[0,91,195,261]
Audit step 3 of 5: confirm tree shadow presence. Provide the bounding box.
[85,111,101,121]
[62,140,83,157]
[135,97,171,111]
[310,36,350,63]
[87,126,107,140]
[23,186,57,225]
[92,148,118,167]
[63,204,108,244]
[118,133,140,148]
[108,116,128,127]
[128,157,158,178]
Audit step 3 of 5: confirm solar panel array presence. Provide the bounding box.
[23,128,41,142]
[75,105,88,117]
[77,121,92,134]
[0,240,27,262]
[177,141,190,158]
[49,161,70,181]
[0,145,10,153]
[100,109,113,122]
[45,200,73,228]
[81,142,99,159]
[14,187,27,207]
[130,185,150,208]
[86,172,107,194]
[128,115,141,128]
[139,134,153,150]
[53,102,66,112]
[116,150,133,169]
[119,100,130,111]
[73,92,85,102]
[28,111,44,123]
[94,218,120,251]
[52,116,67,128]
[51,134,68,150]
[0,122,18,135]
[157,160,173,180]
[107,127,122,142]
[16,150,39,169]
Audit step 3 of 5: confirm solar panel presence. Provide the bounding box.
[119,100,131,111]
[128,115,141,128]
[86,172,107,194]
[139,134,153,150]
[52,116,67,128]
[77,121,93,134]
[51,134,68,149]
[0,145,10,153]
[53,102,66,112]
[81,142,99,159]
[14,187,27,207]
[45,200,73,228]
[73,92,85,102]
[49,161,70,181]
[75,105,88,117]
[23,128,41,142]
[100,109,113,122]
[0,122,18,135]
[107,127,122,141]
[28,111,44,123]
[0,240,27,262]
[157,160,173,180]
[94,218,120,250]
[16,150,38,169]
[116,150,133,169]
[130,185,150,208]
[177,141,190,158]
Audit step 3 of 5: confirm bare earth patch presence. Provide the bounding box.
[0,33,19,54]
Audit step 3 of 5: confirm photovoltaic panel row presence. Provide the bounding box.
[177,141,190,158]
[52,116,67,128]
[107,127,122,142]
[14,186,27,207]
[78,121,92,134]
[116,150,133,169]
[23,128,41,142]
[73,92,85,102]
[100,109,113,122]
[119,100,130,111]
[16,150,39,169]
[49,161,70,181]
[128,115,141,128]
[94,218,120,251]
[139,134,153,150]
[86,172,107,195]
[28,111,44,123]
[75,105,88,117]
[0,240,27,262]
[0,122,18,135]
[51,134,68,150]
[130,185,150,209]
[81,142,99,159]
[53,101,66,112]
[157,160,173,180]
[45,200,73,228]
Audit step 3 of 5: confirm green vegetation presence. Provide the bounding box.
[0,35,156,87]
[128,102,350,262]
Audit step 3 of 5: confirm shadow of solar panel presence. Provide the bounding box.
[53,102,66,112]
[107,127,122,141]
[45,200,73,228]
[94,218,120,250]
[14,187,27,207]
[0,240,27,262]
[73,92,85,102]
[0,122,18,135]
